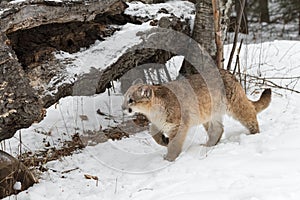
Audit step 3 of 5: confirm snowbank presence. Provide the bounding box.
[3,1,300,199]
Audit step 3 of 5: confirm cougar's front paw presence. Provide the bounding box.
[163,152,179,162]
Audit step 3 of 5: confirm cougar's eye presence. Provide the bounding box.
[128,98,133,104]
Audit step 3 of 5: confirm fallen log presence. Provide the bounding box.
[0,0,129,141]
[0,0,192,141]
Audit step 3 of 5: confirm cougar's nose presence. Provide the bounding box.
[121,104,132,113]
[121,104,126,110]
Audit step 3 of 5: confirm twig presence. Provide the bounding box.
[62,167,79,174]
[0,59,10,65]
[59,102,70,135]
[256,76,300,80]
[137,188,154,192]
[233,39,244,89]
[227,0,246,70]
[19,130,22,156]
[265,81,300,93]
[80,97,85,132]
[237,73,300,93]
[233,39,243,75]
[114,178,118,194]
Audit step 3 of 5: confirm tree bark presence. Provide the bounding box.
[0,0,128,141]
[0,33,44,141]
[298,12,300,35]
[179,0,216,76]
[0,0,126,33]
[260,0,270,23]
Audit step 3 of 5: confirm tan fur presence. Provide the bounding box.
[122,69,271,161]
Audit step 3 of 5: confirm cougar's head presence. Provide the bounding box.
[122,84,153,115]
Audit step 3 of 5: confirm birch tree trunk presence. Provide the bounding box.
[260,0,270,23]
[179,0,215,76]
[179,0,232,75]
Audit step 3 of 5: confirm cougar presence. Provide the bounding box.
[122,69,271,161]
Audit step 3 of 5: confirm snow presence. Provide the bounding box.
[125,1,195,31]
[13,182,22,191]
[2,1,300,200]
[125,1,195,20]
[0,8,10,16]
[9,0,27,4]
[4,39,300,200]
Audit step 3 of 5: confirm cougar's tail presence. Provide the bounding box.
[252,89,271,113]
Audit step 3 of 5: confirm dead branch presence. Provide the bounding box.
[237,73,300,94]
[226,0,245,70]
[232,39,244,90]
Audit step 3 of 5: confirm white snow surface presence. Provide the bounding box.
[125,0,195,20]
[4,40,300,200]
[9,0,27,3]
[13,182,22,191]
[2,1,300,200]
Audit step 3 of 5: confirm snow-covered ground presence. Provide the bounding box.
[4,41,300,200]
[2,1,300,200]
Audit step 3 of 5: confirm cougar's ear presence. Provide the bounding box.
[132,78,144,85]
[139,85,152,98]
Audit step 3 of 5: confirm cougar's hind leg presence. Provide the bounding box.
[203,122,209,132]
[203,120,224,147]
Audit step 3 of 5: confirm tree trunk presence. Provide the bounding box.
[299,12,300,35]
[193,0,216,57]
[179,0,216,76]
[235,0,248,34]
[260,0,270,23]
